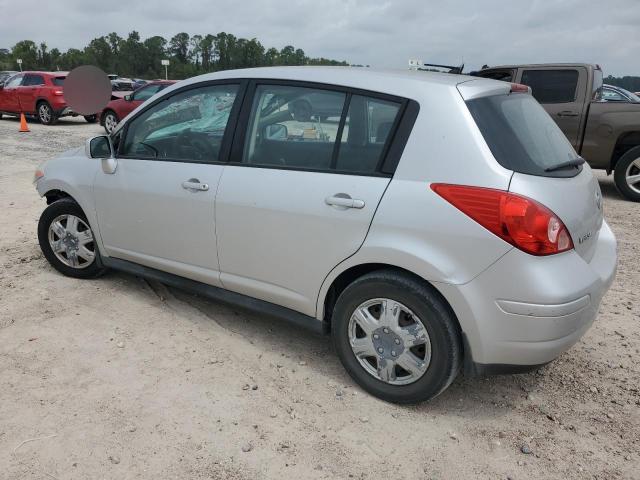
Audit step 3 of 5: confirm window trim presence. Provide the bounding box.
[229,78,416,177]
[520,68,580,104]
[117,79,248,165]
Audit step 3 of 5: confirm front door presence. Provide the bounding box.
[93,82,242,286]
[517,67,587,148]
[215,82,405,316]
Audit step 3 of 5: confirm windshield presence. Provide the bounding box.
[467,93,581,177]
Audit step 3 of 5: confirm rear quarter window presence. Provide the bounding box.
[53,77,65,86]
[466,93,581,177]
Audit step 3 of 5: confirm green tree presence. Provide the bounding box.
[11,40,39,69]
[169,32,190,63]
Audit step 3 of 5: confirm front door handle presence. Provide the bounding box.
[325,194,365,209]
[557,111,579,117]
[182,179,209,192]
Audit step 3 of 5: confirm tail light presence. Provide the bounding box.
[431,184,573,256]
[53,90,64,96]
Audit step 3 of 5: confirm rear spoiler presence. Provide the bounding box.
[409,60,464,74]
[457,79,531,101]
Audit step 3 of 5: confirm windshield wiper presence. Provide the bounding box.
[545,157,585,172]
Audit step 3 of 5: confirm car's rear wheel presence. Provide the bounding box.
[37,101,57,125]
[38,198,107,279]
[84,114,98,123]
[614,146,640,202]
[103,110,118,134]
[331,270,462,404]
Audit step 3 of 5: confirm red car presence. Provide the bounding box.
[0,71,98,125]
[100,80,175,134]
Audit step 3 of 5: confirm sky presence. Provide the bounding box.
[1,0,639,76]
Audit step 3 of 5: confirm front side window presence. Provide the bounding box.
[122,84,238,163]
[23,74,45,86]
[4,74,24,88]
[520,69,579,104]
[132,84,163,102]
[242,84,403,174]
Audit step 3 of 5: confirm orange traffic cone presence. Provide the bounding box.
[19,113,30,133]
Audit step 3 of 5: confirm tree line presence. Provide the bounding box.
[604,75,640,93]
[0,31,350,79]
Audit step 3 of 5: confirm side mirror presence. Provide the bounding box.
[85,135,113,159]
[124,94,132,101]
[264,123,288,140]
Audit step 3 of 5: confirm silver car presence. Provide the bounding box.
[34,67,617,403]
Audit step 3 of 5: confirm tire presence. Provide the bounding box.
[102,110,119,134]
[613,146,640,202]
[38,198,107,279]
[37,101,57,125]
[332,270,462,404]
[84,114,98,123]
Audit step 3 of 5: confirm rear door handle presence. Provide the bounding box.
[182,179,209,191]
[557,111,579,117]
[325,194,365,209]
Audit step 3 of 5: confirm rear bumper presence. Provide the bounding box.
[437,220,617,370]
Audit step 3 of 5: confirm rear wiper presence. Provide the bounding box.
[544,157,585,172]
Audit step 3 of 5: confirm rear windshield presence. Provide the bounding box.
[466,94,581,177]
[53,77,65,86]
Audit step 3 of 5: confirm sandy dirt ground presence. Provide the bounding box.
[0,116,638,480]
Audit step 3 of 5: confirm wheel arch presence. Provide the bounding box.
[609,131,640,173]
[318,262,463,337]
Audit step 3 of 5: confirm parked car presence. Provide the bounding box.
[132,78,148,90]
[0,71,98,124]
[100,80,176,134]
[108,74,135,91]
[474,64,640,201]
[0,70,18,85]
[33,67,617,403]
[601,84,640,103]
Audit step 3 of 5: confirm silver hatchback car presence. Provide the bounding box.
[34,67,617,403]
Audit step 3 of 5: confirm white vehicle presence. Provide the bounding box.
[34,67,617,403]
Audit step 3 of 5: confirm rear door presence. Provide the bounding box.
[466,91,603,262]
[0,73,24,113]
[215,81,406,316]
[516,67,587,148]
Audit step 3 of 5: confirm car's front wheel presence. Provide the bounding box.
[38,198,107,279]
[102,110,118,134]
[37,101,57,125]
[614,146,640,202]
[332,270,462,404]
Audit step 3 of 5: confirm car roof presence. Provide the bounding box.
[21,71,69,76]
[171,66,482,100]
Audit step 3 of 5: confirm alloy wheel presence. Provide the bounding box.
[104,113,117,134]
[39,104,51,124]
[348,298,431,386]
[47,214,96,269]
[625,157,640,195]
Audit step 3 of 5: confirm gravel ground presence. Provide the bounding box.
[0,116,638,479]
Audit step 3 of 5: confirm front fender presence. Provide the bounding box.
[36,153,106,257]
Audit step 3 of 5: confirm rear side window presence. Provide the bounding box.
[520,69,578,103]
[242,85,402,175]
[53,77,65,86]
[335,95,401,173]
[467,93,580,177]
[23,74,45,86]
